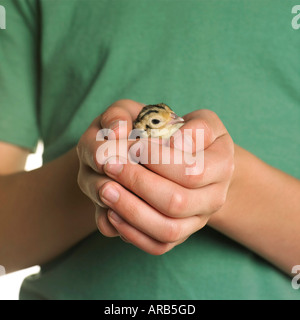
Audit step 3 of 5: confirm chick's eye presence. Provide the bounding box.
[151,119,160,125]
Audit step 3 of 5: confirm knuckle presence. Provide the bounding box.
[127,168,142,190]
[163,220,182,243]
[167,191,186,217]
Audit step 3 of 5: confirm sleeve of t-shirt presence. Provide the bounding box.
[0,0,39,152]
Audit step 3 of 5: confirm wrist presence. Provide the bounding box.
[207,144,300,274]
[208,144,246,228]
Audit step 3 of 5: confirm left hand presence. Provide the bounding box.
[97,104,235,255]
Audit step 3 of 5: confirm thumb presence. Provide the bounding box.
[100,99,145,139]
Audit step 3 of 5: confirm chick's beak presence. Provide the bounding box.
[169,112,185,125]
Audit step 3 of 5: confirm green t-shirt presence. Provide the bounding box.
[0,0,299,299]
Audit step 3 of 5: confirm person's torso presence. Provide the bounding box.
[21,0,300,299]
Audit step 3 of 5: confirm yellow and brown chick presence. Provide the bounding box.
[133,103,184,138]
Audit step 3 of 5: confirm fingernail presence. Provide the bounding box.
[101,186,120,203]
[108,209,123,223]
[108,120,128,139]
[108,120,120,130]
[120,235,130,243]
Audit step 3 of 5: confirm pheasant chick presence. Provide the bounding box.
[133,103,184,138]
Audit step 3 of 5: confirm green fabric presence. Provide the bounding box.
[0,0,39,151]
[0,0,299,299]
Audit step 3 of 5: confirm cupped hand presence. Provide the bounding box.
[77,99,234,255]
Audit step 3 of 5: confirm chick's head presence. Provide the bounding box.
[133,103,184,138]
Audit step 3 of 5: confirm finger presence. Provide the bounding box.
[107,209,173,255]
[100,99,144,139]
[137,132,234,188]
[108,208,209,246]
[78,163,112,207]
[80,133,138,175]
[178,109,228,149]
[95,206,119,238]
[77,115,103,172]
[94,139,137,174]
[99,181,209,244]
[77,164,120,237]
[102,157,227,217]
[77,99,144,172]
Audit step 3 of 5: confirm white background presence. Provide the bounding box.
[0,143,43,300]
